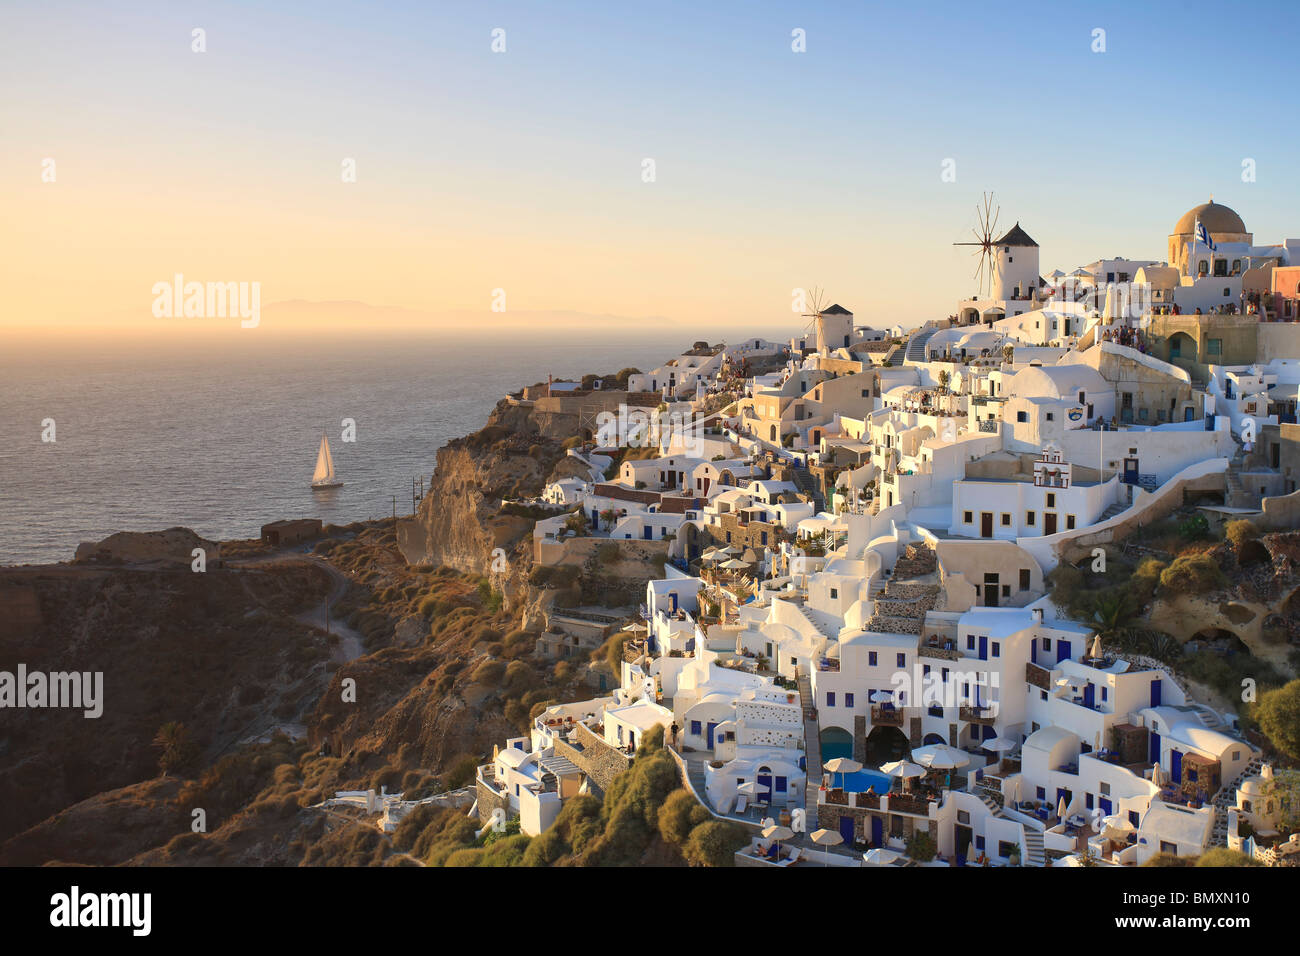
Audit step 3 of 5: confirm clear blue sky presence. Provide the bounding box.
[5,0,1298,330]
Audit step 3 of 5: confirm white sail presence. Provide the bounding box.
[312,435,336,485]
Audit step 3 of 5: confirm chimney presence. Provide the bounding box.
[1032,607,1043,625]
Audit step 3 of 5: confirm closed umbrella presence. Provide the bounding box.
[1056,795,1068,820]
[1151,762,1165,788]
[810,827,843,866]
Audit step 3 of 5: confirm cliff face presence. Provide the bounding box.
[396,403,570,616]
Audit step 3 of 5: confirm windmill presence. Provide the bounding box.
[801,286,831,352]
[953,192,1001,299]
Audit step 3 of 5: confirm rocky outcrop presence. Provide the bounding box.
[396,406,570,612]
[73,527,220,565]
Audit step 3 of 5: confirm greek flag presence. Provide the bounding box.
[1196,220,1217,251]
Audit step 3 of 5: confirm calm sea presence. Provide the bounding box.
[0,330,698,566]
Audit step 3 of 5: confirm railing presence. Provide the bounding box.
[919,645,961,662]
[959,705,997,724]
[871,706,904,726]
[886,792,932,815]
[1026,661,1052,691]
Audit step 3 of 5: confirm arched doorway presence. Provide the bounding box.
[1168,331,1197,364]
[865,725,909,765]
[820,726,853,761]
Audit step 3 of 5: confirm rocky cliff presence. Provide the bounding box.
[396,401,570,617]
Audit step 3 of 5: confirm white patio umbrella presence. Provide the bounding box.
[737,780,769,797]
[869,689,895,704]
[761,824,794,857]
[823,757,862,773]
[810,827,844,865]
[981,736,1017,752]
[1101,814,1135,837]
[720,558,750,570]
[881,758,924,791]
[823,756,862,789]
[713,545,739,556]
[862,847,901,866]
[911,744,971,770]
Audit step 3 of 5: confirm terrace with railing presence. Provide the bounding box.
[871,705,904,726]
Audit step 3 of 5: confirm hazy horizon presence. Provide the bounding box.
[7,0,1300,338]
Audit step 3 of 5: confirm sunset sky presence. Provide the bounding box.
[6,0,1300,337]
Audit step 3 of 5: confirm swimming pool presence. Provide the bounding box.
[835,768,894,793]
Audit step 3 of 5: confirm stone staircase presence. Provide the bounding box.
[793,602,840,641]
[1224,446,1248,508]
[1209,754,1264,847]
[1099,500,1128,522]
[976,790,1045,866]
[797,670,823,813]
[904,328,937,363]
[1021,828,1046,867]
[790,466,824,511]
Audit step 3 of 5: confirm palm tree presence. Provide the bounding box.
[1090,592,1136,646]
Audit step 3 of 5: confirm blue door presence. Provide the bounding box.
[706,722,717,748]
[871,816,884,847]
[1170,750,1182,783]
[643,526,652,540]
[757,773,772,800]
[1082,683,1095,709]
[1098,797,1113,816]
[1150,679,1162,707]
[1150,731,1161,764]
[1031,640,1037,664]
[978,636,987,661]
[839,815,855,844]
[1056,640,1072,663]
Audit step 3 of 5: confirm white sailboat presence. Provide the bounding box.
[311,434,343,489]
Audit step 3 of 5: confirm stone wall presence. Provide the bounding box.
[553,722,632,797]
[815,801,922,846]
[475,768,509,825]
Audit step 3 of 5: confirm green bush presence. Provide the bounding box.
[683,820,747,866]
[471,660,507,686]
[1253,679,1300,761]
[659,789,711,846]
[1159,554,1225,594]
[1195,848,1263,867]
[1177,513,1210,541]
[443,754,481,789]
[906,829,936,862]
[1224,519,1260,551]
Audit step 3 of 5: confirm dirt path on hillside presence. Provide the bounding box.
[230,553,367,663]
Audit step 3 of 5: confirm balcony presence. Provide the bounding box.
[919,644,961,662]
[959,705,997,724]
[871,706,904,727]
[1025,661,1052,691]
